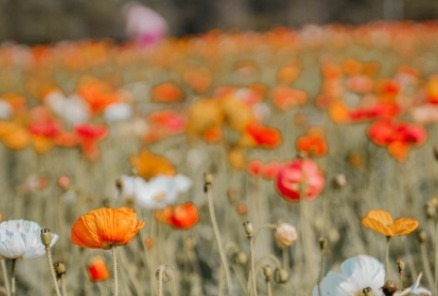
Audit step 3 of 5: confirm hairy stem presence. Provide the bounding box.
[384,237,391,281]
[206,183,233,294]
[249,238,258,296]
[1,259,11,296]
[158,266,163,296]
[46,248,62,296]
[420,243,434,290]
[112,247,119,296]
[10,259,15,296]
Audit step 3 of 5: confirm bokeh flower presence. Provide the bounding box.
[130,149,176,180]
[0,220,58,259]
[313,255,385,296]
[88,256,110,282]
[361,209,419,237]
[155,202,199,230]
[275,158,325,201]
[71,207,144,249]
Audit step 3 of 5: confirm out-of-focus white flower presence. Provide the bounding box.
[313,255,385,296]
[274,223,298,247]
[0,100,12,119]
[45,91,90,125]
[104,102,132,122]
[0,220,58,259]
[117,174,192,210]
[394,273,431,296]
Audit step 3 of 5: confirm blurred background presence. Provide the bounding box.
[0,0,437,44]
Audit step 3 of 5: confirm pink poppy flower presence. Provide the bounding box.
[275,158,324,201]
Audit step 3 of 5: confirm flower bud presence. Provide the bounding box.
[273,268,289,284]
[233,251,249,266]
[203,173,213,192]
[332,174,347,189]
[156,265,174,282]
[40,228,52,249]
[262,265,272,282]
[54,261,66,278]
[274,223,298,247]
[396,259,405,273]
[381,280,397,296]
[417,230,427,244]
[243,221,254,239]
[319,237,328,251]
[363,287,375,296]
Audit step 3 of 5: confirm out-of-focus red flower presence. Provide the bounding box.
[245,121,281,148]
[296,127,328,157]
[367,119,427,162]
[155,202,199,230]
[378,80,400,97]
[426,75,438,104]
[77,78,120,115]
[275,158,324,202]
[88,257,110,282]
[247,160,263,176]
[262,162,283,179]
[74,124,108,160]
[182,67,212,94]
[148,110,185,134]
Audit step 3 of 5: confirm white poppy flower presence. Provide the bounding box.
[45,91,90,125]
[103,102,132,122]
[313,255,385,296]
[117,174,192,210]
[0,100,12,119]
[0,220,58,260]
[394,273,431,296]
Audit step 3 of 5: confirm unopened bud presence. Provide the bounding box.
[273,268,289,284]
[40,228,52,249]
[233,251,249,266]
[243,221,254,239]
[262,265,272,282]
[417,230,427,244]
[433,146,438,161]
[155,265,174,283]
[319,237,328,251]
[396,259,405,273]
[54,261,66,278]
[203,173,213,192]
[332,174,347,189]
[381,280,397,296]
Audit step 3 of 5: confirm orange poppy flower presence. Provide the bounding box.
[88,257,110,282]
[296,127,328,157]
[272,86,307,111]
[71,207,144,249]
[361,209,419,237]
[245,121,281,148]
[151,82,184,103]
[130,149,176,180]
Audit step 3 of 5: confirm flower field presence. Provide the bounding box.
[0,22,438,295]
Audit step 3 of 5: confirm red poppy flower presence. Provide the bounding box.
[88,257,110,282]
[275,158,324,202]
[245,121,281,148]
[155,202,199,230]
[74,123,108,160]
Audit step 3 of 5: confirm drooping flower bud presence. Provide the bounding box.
[274,223,298,247]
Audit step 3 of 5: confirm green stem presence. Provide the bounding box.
[282,247,289,269]
[317,249,326,296]
[46,248,62,296]
[207,184,233,294]
[112,247,119,296]
[10,259,16,296]
[384,237,391,281]
[1,259,11,296]
[249,238,258,296]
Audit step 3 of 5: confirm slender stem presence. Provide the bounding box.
[435,221,438,296]
[206,184,233,294]
[46,248,62,296]
[399,270,403,290]
[1,259,11,296]
[158,266,163,296]
[249,238,258,296]
[282,247,289,269]
[60,274,67,296]
[112,247,119,296]
[266,281,272,296]
[420,243,434,290]
[384,236,391,281]
[10,259,16,296]
[317,249,326,296]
